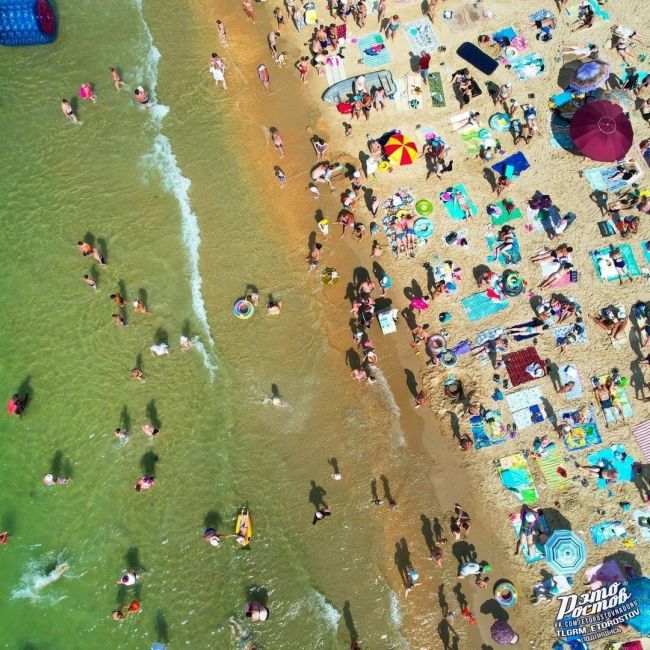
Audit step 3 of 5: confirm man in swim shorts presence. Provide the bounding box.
[61,99,78,123]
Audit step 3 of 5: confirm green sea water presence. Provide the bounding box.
[0,1,416,647]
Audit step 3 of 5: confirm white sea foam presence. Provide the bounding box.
[389,589,402,627]
[373,370,406,446]
[312,590,341,629]
[132,0,217,379]
[11,552,70,603]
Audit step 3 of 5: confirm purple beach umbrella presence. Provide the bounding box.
[569,60,610,92]
[490,620,519,645]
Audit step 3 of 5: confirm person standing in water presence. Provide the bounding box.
[242,0,255,22]
[270,128,284,158]
[216,19,227,46]
[61,99,78,124]
[109,67,125,91]
[257,64,270,92]
[83,275,97,290]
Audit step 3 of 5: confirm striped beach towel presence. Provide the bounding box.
[357,33,391,67]
[633,420,650,461]
[537,448,571,490]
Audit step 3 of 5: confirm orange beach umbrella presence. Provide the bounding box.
[384,133,418,166]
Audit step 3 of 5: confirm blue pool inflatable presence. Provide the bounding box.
[0,0,57,46]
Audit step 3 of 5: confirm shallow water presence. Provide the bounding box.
[0,1,420,647]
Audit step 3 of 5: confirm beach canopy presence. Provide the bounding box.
[490,620,518,645]
[570,100,633,162]
[568,60,610,92]
[626,577,650,634]
[544,529,587,575]
[384,133,418,166]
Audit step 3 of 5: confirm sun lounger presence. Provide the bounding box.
[403,18,440,53]
[456,42,499,75]
[440,184,478,220]
[633,509,650,541]
[506,386,547,430]
[427,72,446,107]
[486,233,521,266]
[489,199,522,226]
[590,522,627,546]
[587,444,636,485]
[497,453,538,505]
[641,241,650,264]
[503,347,546,387]
[558,365,583,400]
[537,448,572,490]
[491,152,530,179]
[325,56,347,86]
[595,375,634,423]
[591,244,641,282]
[461,292,509,322]
[357,33,391,67]
[585,561,625,589]
[632,420,650,462]
[510,511,549,563]
[469,411,508,449]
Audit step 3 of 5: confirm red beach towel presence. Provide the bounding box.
[503,347,547,387]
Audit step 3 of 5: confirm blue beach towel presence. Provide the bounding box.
[587,445,636,485]
[590,244,641,281]
[469,412,508,450]
[641,241,650,264]
[486,234,521,265]
[510,53,546,80]
[461,292,509,322]
[529,8,554,22]
[558,365,582,400]
[588,0,609,20]
[491,152,530,179]
[492,26,517,45]
[357,33,391,67]
[512,513,549,563]
[549,113,577,150]
[583,166,628,193]
[440,184,478,221]
[591,522,626,546]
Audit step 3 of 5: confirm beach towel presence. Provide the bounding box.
[475,327,504,347]
[404,18,441,53]
[587,444,636,484]
[595,375,634,424]
[440,184,478,220]
[325,56,347,86]
[583,166,629,193]
[357,33,391,67]
[393,78,409,113]
[497,453,538,505]
[456,42,499,76]
[427,72,446,108]
[591,245,641,282]
[510,53,545,80]
[632,421,650,461]
[510,511,549,563]
[563,421,602,451]
[492,26,517,45]
[633,509,650,541]
[587,0,609,20]
[489,199,522,226]
[585,561,625,588]
[553,324,587,346]
[537,448,572,490]
[486,233,521,266]
[590,522,627,546]
[461,292,509,322]
[558,365,583,400]
[449,110,479,133]
[459,128,483,155]
[506,387,546,430]
[503,347,546,387]
[491,152,530,179]
[528,8,554,22]
[641,241,650,264]
[469,411,508,450]
[539,256,572,279]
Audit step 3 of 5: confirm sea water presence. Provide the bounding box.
[0,1,417,647]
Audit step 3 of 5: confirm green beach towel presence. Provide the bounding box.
[497,453,538,505]
[489,199,522,226]
[427,71,446,108]
[537,448,571,490]
[460,128,482,155]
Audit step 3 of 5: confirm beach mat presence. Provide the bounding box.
[590,522,626,546]
[562,421,602,451]
[596,375,634,423]
[493,26,517,45]
[491,152,530,179]
[357,33,391,67]
[591,244,641,281]
[587,444,635,485]
[641,241,650,264]
[427,71,446,108]
[460,128,483,155]
[632,420,650,461]
[497,453,538,505]
[456,42,498,75]
[461,292,509,322]
[440,184,478,220]
[583,166,629,193]
[549,113,577,150]
[529,8,554,22]
[588,0,609,20]
[469,411,508,450]
[506,386,546,430]
[510,52,546,81]
[554,324,587,346]
[558,365,583,400]
[489,200,522,226]
[486,233,521,266]
[503,347,546,387]
[584,561,625,587]
[510,512,549,563]
[537,448,572,490]
[404,18,441,53]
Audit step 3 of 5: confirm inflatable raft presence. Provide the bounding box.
[235,508,252,546]
[0,0,57,47]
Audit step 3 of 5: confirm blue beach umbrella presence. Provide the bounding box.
[544,530,587,576]
[569,60,610,92]
[626,576,650,635]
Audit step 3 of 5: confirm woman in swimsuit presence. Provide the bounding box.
[385,15,400,40]
[61,99,78,123]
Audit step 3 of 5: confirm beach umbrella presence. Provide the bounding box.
[568,60,610,92]
[626,577,650,635]
[570,100,633,162]
[544,530,587,576]
[384,134,418,166]
[490,620,519,645]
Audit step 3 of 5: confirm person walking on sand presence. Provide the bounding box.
[297,56,310,84]
[418,50,431,83]
[268,31,280,57]
[61,99,78,123]
[242,0,255,22]
[109,67,125,91]
[216,19,227,46]
[257,64,270,92]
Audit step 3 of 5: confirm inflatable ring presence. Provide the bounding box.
[414,217,434,240]
[416,199,433,216]
[321,267,340,286]
[494,580,518,608]
[234,299,254,320]
[489,113,511,132]
[426,334,447,355]
[440,350,457,367]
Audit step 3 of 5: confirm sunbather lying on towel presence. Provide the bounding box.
[592,378,626,422]
[575,462,618,483]
[530,244,572,263]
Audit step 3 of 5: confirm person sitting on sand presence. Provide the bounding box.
[451,504,471,540]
